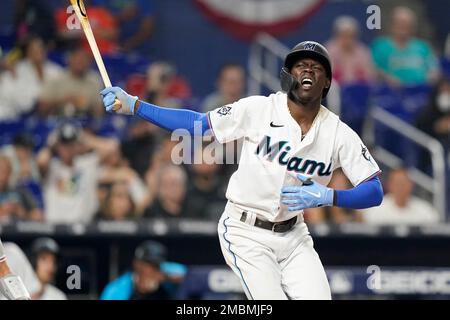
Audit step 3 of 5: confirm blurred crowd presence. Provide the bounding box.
[1,237,187,300]
[0,1,449,227]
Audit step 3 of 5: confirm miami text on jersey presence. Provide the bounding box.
[255,136,332,176]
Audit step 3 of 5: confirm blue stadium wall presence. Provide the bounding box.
[151,0,373,98]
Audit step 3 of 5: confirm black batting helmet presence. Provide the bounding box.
[280,41,332,98]
[134,240,167,267]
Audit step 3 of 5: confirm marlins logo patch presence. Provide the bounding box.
[304,42,316,51]
[361,144,371,162]
[217,105,232,116]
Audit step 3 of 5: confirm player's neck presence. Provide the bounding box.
[287,98,321,126]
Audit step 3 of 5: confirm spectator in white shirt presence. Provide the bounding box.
[362,168,439,225]
[37,122,118,224]
[0,36,62,120]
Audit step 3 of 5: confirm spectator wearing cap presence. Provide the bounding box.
[37,122,118,224]
[100,240,187,300]
[29,237,66,300]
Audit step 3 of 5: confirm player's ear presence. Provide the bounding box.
[325,78,331,90]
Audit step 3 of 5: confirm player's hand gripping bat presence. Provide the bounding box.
[69,0,121,111]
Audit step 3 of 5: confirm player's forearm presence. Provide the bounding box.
[134,100,210,135]
[101,87,211,135]
[333,176,383,209]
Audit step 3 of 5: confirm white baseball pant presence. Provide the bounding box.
[217,202,331,300]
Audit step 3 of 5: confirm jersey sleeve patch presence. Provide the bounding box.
[336,122,381,187]
[216,105,233,117]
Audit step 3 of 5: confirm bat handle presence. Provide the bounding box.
[112,98,122,111]
[103,81,121,111]
[104,84,121,111]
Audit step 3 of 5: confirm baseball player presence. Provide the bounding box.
[0,238,31,300]
[101,41,383,300]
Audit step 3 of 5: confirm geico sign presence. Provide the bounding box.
[370,271,450,294]
[208,270,244,293]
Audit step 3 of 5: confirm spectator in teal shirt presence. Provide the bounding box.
[100,240,187,300]
[371,6,441,87]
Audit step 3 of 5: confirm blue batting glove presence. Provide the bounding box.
[280,174,334,211]
[100,86,138,115]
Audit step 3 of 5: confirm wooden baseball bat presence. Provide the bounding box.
[69,0,121,110]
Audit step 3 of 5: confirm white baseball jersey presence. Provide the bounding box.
[208,91,380,222]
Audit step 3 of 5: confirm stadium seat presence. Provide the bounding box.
[371,84,432,167]
[0,119,25,147]
[88,114,131,139]
[441,58,450,79]
[339,83,371,134]
[23,116,59,151]
[103,53,151,87]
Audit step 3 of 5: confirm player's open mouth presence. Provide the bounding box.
[300,77,313,89]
